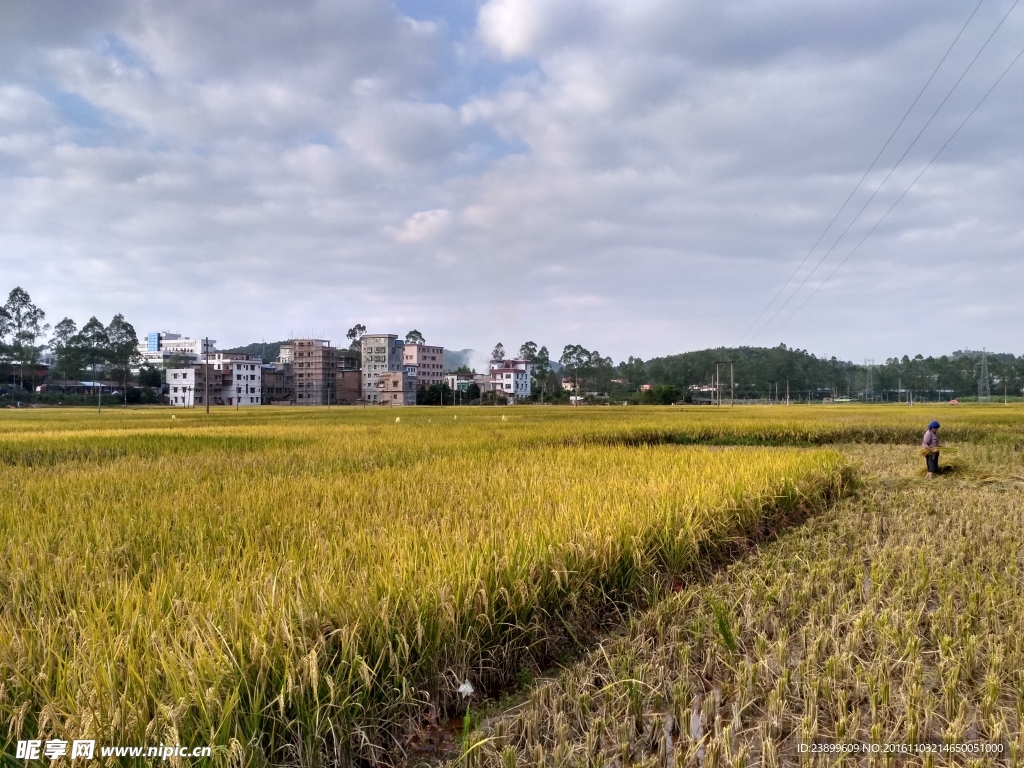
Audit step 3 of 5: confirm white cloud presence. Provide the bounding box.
[394,209,451,243]
[477,0,602,60]
[0,0,1020,360]
[0,85,58,127]
[342,101,461,170]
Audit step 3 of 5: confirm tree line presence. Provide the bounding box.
[626,345,1023,401]
[0,286,145,405]
[482,340,1022,403]
[5,284,1018,407]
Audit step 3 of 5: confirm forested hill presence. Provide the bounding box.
[223,341,287,362]
[616,346,1022,400]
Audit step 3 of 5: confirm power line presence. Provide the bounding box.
[736,0,987,344]
[749,0,1021,344]
[760,41,1024,338]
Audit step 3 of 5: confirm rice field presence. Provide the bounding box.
[0,406,857,766]
[454,411,1024,768]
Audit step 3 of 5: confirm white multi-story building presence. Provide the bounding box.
[444,373,475,392]
[403,342,445,390]
[488,358,533,401]
[166,368,196,407]
[361,334,404,404]
[167,352,262,407]
[138,332,215,370]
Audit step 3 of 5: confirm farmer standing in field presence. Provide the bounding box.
[922,421,941,478]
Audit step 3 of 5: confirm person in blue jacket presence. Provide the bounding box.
[922,421,940,478]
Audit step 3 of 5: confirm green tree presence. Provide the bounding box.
[588,349,614,392]
[535,345,552,399]
[559,344,584,392]
[106,314,141,407]
[416,382,452,406]
[138,365,163,388]
[50,317,80,396]
[618,356,647,390]
[560,344,600,392]
[644,384,681,405]
[518,341,546,400]
[0,300,11,392]
[163,353,193,369]
[75,317,109,412]
[491,342,505,361]
[405,329,425,344]
[346,324,367,366]
[3,287,50,395]
[346,324,366,348]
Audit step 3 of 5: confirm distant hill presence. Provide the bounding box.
[950,349,1017,363]
[443,349,474,372]
[223,341,288,363]
[225,340,363,363]
[628,345,1021,400]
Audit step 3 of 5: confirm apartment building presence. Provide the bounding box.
[168,352,262,407]
[444,372,475,392]
[403,342,445,390]
[379,370,417,406]
[262,343,357,405]
[488,358,533,401]
[335,369,362,404]
[361,334,404,404]
[292,339,338,405]
[262,364,294,404]
[137,332,215,370]
[166,368,196,407]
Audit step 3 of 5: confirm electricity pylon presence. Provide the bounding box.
[978,348,991,402]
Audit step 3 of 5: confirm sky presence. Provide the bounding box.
[1,0,1021,364]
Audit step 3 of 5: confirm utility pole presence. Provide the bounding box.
[864,358,874,402]
[204,337,210,415]
[714,361,732,407]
